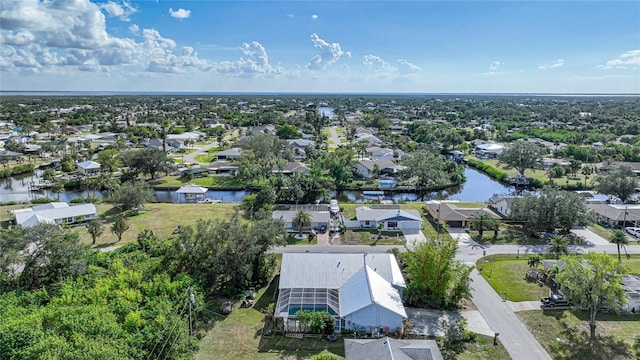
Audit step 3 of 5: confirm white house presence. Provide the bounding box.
[474,142,504,159]
[348,206,422,231]
[489,195,520,217]
[355,158,405,179]
[276,253,407,333]
[365,146,404,161]
[622,275,640,313]
[12,202,98,228]
[76,160,101,175]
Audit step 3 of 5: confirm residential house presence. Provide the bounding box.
[424,201,501,228]
[288,139,315,159]
[346,206,422,231]
[11,202,98,228]
[344,337,443,360]
[276,253,407,333]
[0,150,23,161]
[76,160,101,175]
[215,147,243,161]
[145,139,175,154]
[366,146,404,161]
[272,162,309,176]
[586,203,640,228]
[251,124,276,135]
[355,158,405,179]
[272,210,330,232]
[174,184,208,203]
[598,161,640,176]
[207,160,239,176]
[355,133,383,146]
[474,142,504,159]
[489,195,520,217]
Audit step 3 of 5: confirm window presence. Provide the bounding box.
[388,221,398,228]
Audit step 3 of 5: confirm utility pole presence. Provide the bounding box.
[188,286,195,336]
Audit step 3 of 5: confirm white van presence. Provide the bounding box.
[329,199,340,214]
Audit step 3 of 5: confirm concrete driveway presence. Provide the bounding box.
[406,307,493,337]
[402,229,426,249]
[572,227,610,245]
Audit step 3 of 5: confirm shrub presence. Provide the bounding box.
[31,197,55,204]
[314,355,339,360]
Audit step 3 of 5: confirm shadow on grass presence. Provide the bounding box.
[539,310,633,360]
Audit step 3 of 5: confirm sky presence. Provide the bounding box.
[0,0,639,94]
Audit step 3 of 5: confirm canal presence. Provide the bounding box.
[0,167,514,204]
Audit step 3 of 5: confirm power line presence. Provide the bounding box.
[155,300,189,360]
[146,297,189,360]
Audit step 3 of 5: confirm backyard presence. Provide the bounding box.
[517,310,640,360]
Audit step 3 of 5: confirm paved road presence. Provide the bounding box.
[328,126,342,149]
[469,269,552,360]
[572,226,611,245]
[182,141,219,164]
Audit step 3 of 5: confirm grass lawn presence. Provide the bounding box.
[150,175,244,187]
[480,159,586,188]
[73,202,238,246]
[340,229,406,245]
[457,334,511,360]
[477,254,640,302]
[194,152,218,163]
[286,234,318,245]
[517,309,640,360]
[196,272,344,360]
[477,255,550,302]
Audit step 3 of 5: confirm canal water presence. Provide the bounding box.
[0,167,514,204]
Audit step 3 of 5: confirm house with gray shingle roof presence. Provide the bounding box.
[345,337,443,360]
[349,206,422,231]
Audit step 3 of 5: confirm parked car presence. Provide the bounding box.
[329,199,340,214]
[625,227,640,238]
[541,294,573,307]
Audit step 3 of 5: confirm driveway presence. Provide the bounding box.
[402,229,426,249]
[328,126,342,149]
[406,307,493,337]
[572,226,610,245]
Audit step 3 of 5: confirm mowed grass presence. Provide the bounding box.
[458,334,511,360]
[517,309,640,360]
[477,254,640,302]
[73,202,238,246]
[477,255,550,302]
[480,159,585,187]
[150,175,244,187]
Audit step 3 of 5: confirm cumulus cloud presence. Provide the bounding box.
[311,14,318,20]
[397,59,421,72]
[0,0,212,74]
[101,1,137,21]
[169,8,191,19]
[489,61,503,72]
[306,33,348,70]
[539,58,565,69]
[597,50,640,69]
[363,55,396,73]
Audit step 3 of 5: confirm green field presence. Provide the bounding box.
[479,159,586,188]
[517,310,640,360]
[477,255,550,301]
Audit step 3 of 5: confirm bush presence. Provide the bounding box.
[466,158,508,181]
[314,355,339,360]
[0,201,18,206]
[31,197,55,204]
[70,197,84,203]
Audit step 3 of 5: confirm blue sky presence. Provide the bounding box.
[1,0,639,93]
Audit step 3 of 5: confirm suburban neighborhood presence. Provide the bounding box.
[1,94,640,360]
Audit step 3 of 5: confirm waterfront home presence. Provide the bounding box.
[425,200,501,228]
[175,184,208,203]
[489,195,520,217]
[272,162,309,176]
[365,146,404,161]
[355,158,405,179]
[345,206,422,231]
[207,160,239,176]
[474,141,504,159]
[0,150,23,161]
[275,253,406,334]
[11,202,98,228]
[76,160,101,175]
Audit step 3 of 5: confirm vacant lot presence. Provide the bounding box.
[73,202,238,246]
[518,309,640,360]
[477,255,550,302]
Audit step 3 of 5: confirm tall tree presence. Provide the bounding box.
[402,239,473,309]
[547,235,570,260]
[609,229,629,262]
[497,141,545,176]
[108,181,155,210]
[469,212,494,239]
[557,253,628,340]
[291,210,312,238]
[86,219,104,245]
[111,218,130,242]
[594,164,638,202]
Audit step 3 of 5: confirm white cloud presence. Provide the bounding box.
[397,59,422,72]
[489,61,503,72]
[306,33,348,70]
[101,1,137,21]
[169,8,191,19]
[128,24,140,34]
[363,55,396,73]
[597,50,640,69]
[311,14,318,20]
[539,58,565,69]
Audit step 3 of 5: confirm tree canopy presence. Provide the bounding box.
[497,140,545,176]
[594,164,638,202]
[108,180,155,210]
[557,253,628,340]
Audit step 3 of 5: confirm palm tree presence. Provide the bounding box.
[527,254,542,269]
[470,212,493,239]
[292,210,312,238]
[610,229,629,262]
[547,235,570,260]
